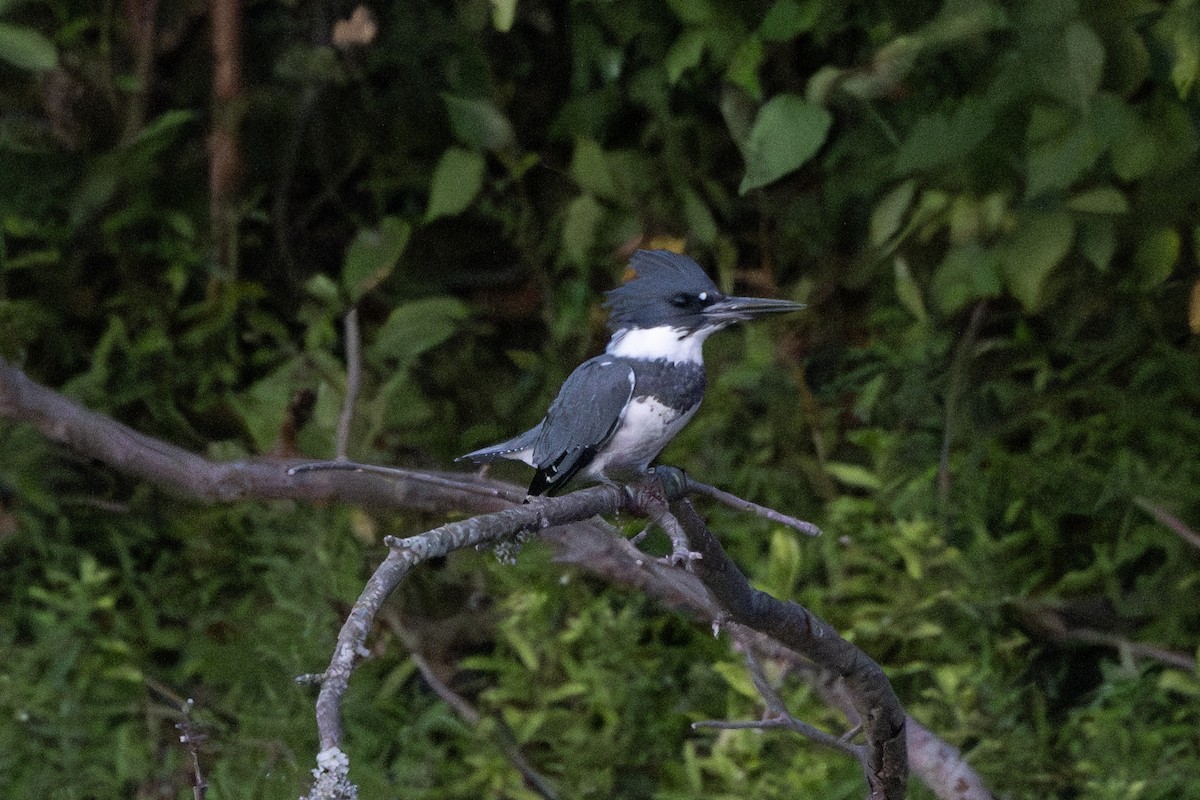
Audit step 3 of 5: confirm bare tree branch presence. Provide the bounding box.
[0,359,993,800]
[311,485,622,751]
[685,475,823,537]
[1135,496,1200,552]
[664,494,908,799]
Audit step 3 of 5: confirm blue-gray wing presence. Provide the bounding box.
[528,357,635,496]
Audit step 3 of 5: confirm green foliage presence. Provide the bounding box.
[1,0,1199,797]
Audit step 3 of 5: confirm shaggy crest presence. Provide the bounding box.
[603,250,720,332]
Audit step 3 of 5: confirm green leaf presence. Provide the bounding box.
[488,0,517,32]
[738,94,832,194]
[562,193,604,266]
[712,661,759,700]
[569,139,617,201]
[725,37,765,101]
[930,243,1001,315]
[1066,186,1129,215]
[667,0,716,25]
[893,97,993,175]
[369,296,470,370]
[342,217,411,302]
[441,94,516,152]
[1132,227,1180,289]
[1154,3,1200,99]
[1077,218,1116,273]
[893,257,928,323]
[1025,119,1101,198]
[1158,669,1200,698]
[999,212,1075,312]
[0,22,58,72]
[425,147,486,224]
[1064,21,1105,101]
[759,0,821,41]
[1110,122,1159,181]
[870,180,916,248]
[227,357,303,452]
[825,462,882,491]
[665,28,708,84]
[680,187,718,246]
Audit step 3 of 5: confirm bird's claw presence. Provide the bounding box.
[661,548,703,569]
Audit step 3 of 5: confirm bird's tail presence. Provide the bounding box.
[455,423,542,465]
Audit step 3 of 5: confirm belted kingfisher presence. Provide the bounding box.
[458,250,805,496]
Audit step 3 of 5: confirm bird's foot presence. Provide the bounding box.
[658,509,702,570]
[660,545,703,569]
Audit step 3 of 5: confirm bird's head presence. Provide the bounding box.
[604,250,805,338]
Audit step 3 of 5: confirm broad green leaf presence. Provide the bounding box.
[0,22,57,72]
[667,0,715,25]
[893,97,993,175]
[562,193,604,266]
[1077,218,1116,273]
[825,462,882,491]
[930,243,1001,315]
[369,296,470,370]
[1025,120,1101,198]
[226,357,303,452]
[441,93,516,152]
[1064,21,1105,101]
[725,37,765,101]
[1111,122,1159,181]
[425,147,486,223]
[1154,3,1200,99]
[569,139,617,201]
[759,0,820,41]
[738,94,832,194]
[870,180,916,248]
[920,0,1008,46]
[680,187,717,246]
[488,0,517,32]
[1132,227,1180,289]
[1066,186,1129,215]
[999,212,1075,312]
[342,217,411,302]
[665,28,708,84]
[720,83,757,156]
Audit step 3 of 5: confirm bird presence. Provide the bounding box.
[457,249,805,497]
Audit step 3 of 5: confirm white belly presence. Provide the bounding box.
[585,396,698,479]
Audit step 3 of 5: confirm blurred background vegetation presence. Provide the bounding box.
[1,0,1198,797]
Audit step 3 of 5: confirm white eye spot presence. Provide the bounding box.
[698,292,708,301]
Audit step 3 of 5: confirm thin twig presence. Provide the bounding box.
[1054,626,1197,672]
[1135,497,1200,552]
[145,678,208,800]
[685,477,822,537]
[335,308,361,460]
[742,647,860,755]
[288,459,526,504]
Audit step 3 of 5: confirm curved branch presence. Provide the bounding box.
[667,497,908,799]
[0,359,989,799]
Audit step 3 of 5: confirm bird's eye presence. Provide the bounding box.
[671,292,709,309]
